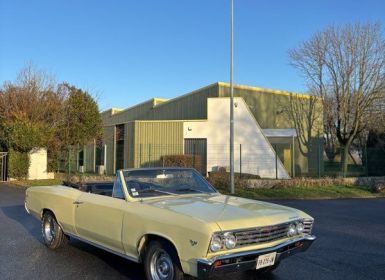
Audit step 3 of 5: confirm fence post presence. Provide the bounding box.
[161,146,167,167]
[317,130,321,178]
[193,143,196,169]
[239,144,242,179]
[365,145,369,176]
[68,146,71,177]
[139,144,142,168]
[274,144,278,179]
[148,144,151,168]
[340,147,348,178]
[291,136,295,178]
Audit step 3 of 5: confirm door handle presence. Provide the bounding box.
[73,201,84,205]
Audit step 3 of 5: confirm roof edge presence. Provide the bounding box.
[149,82,219,109]
[102,97,168,117]
[217,82,317,99]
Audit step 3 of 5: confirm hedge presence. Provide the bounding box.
[160,154,202,173]
[8,149,30,179]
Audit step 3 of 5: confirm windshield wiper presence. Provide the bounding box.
[174,188,205,194]
[138,188,174,196]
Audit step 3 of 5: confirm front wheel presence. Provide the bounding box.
[144,240,184,280]
[41,211,68,249]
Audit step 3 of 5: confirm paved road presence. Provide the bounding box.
[1,184,384,280]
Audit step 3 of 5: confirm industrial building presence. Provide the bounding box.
[80,82,323,178]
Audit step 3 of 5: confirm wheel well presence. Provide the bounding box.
[41,208,55,219]
[137,234,180,264]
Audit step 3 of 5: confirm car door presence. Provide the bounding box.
[74,174,127,253]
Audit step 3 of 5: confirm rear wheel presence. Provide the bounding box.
[41,211,68,249]
[144,240,184,280]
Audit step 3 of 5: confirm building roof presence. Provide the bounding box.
[263,129,297,137]
[218,82,313,99]
[102,82,314,117]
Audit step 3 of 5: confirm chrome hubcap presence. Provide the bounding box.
[150,249,174,280]
[43,216,55,243]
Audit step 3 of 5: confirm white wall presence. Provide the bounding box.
[28,148,54,180]
[183,98,290,179]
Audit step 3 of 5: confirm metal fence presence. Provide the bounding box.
[57,142,385,179]
[132,143,385,178]
[0,152,7,181]
[323,146,385,177]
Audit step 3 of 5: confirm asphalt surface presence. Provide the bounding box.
[0,184,385,280]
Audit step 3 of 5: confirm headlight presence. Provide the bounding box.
[287,223,297,237]
[296,222,305,234]
[223,232,236,249]
[210,234,222,252]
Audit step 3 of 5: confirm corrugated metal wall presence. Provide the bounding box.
[142,84,219,120]
[124,122,135,168]
[103,125,115,175]
[102,99,163,126]
[133,121,184,168]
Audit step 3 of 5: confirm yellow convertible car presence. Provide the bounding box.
[25,168,316,280]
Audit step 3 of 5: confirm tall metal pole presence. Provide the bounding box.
[230,0,235,194]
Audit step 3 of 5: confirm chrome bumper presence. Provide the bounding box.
[197,235,316,279]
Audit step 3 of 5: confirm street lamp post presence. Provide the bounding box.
[229,0,235,194]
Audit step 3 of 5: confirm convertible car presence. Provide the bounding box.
[25,168,316,280]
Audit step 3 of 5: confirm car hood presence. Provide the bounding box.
[143,194,308,231]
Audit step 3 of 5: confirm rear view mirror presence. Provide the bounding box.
[156,174,174,179]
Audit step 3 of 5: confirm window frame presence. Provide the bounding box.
[112,171,126,200]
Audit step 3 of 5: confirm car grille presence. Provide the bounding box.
[303,218,314,235]
[233,219,314,248]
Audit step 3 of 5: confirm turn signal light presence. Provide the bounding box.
[213,260,222,267]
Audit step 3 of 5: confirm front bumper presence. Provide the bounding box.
[197,235,316,279]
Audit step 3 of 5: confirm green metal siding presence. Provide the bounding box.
[103,126,115,175]
[141,84,219,120]
[124,122,135,168]
[219,85,290,128]
[133,121,184,167]
[102,99,164,126]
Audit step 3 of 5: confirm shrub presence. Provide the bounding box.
[207,170,250,190]
[8,149,30,179]
[160,154,202,173]
[371,180,385,193]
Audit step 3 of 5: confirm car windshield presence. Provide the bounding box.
[122,168,217,198]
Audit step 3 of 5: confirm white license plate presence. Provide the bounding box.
[256,252,276,269]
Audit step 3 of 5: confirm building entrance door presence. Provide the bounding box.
[184,139,207,175]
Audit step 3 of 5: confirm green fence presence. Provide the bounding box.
[55,143,385,178]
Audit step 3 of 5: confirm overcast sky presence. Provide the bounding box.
[1,0,384,110]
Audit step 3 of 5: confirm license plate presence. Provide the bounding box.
[256,252,276,269]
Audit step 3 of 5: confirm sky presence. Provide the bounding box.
[1,0,384,111]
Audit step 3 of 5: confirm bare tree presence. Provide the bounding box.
[279,93,322,158]
[289,23,385,175]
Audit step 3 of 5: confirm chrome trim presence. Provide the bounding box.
[224,219,304,234]
[65,232,140,263]
[303,218,314,235]
[199,235,316,265]
[213,219,306,249]
[24,202,30,214]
